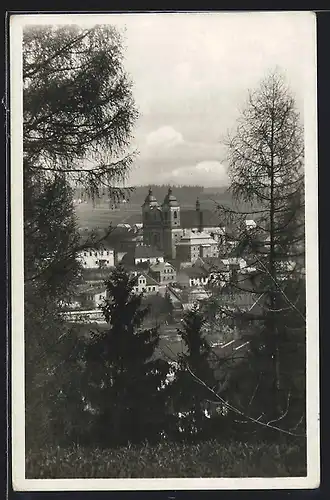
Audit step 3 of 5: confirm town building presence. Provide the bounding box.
[175,230,219,263]
[166,284,210,311]
[132,272,160,295]
[176,265,210,288]
[149,261,177,285]
[77,246,115,269]
[130,245,165,266]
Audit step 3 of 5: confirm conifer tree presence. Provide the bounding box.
[209,70,305,434]
[171,306,217,438]
[23,24,138,448]
[82,266,170,445]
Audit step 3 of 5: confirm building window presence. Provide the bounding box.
[174,211,177,219]
[153,287,155,291]
[94,252,97,256]
[89,252,92,256]
[84,252,87,257]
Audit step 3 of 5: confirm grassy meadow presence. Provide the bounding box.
[26,439,306,479]
[75,201,143,229]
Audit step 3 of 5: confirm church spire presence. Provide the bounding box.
[162,186,179,207]
[143,186,158,207]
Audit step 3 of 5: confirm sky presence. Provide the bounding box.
[103,12,315,187]
[22,11,316,188]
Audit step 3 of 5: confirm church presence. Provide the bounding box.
[142,187,224,261]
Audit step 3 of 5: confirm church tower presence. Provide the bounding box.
[195,197,204,232]
[142,188,163,249]
[162,187,182,259]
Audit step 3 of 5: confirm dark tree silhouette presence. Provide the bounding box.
[81,266,170,445]
[208,70,305,434]
[23,24,138,448]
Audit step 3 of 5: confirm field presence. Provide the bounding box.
[75,201,143,229]
[74,197,228,230]
[26,439,306,478]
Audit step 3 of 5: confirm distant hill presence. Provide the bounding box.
[74,184,227,207]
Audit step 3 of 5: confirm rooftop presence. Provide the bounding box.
[135,272,159,286]
[176,230,217,246]
[134,245,164,259]
[197,256,228,272]
[177,266,209,279]
[82,268,114,282]
[75,283,107,296]
[150,261,175,272]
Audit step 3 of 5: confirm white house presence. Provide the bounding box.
[176,266,210,288]
[132,272,160,295]
[77,246,115,269]
[133,245,165,265]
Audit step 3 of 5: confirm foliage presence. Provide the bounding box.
[23,24,138,448]
[210,70,306,433]
[143,291,175,324]
[169,307,218,439]
[23,24,138,200]
[78,265,171,446]
[24,175,83,449]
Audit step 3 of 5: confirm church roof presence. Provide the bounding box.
[180,209,221,229]
[162,187,179,207]
[143,188,159,207]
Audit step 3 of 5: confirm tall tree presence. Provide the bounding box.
[170,307,217,439]
[24,24,138,290]
[80,266,170,446]
[211,71,305,432]
[23,25,138,447]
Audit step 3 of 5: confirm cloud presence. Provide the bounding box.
[146,126,184,149]
[131,126,228,185]
[161,161,229,187]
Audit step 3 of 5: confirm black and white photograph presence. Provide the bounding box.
[10,11,319,490]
